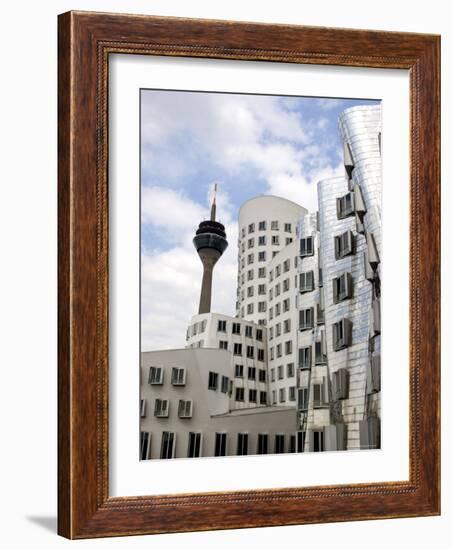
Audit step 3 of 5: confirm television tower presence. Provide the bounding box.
[193,185,228,314]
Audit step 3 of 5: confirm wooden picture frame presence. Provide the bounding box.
[58,11,440,539]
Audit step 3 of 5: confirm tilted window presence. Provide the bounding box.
[366,355,381,394]
[148,366,163,385]
[334,230,354,260]
[336,192,355,219]
[298,347,311,370]
[178,399,193,418]
[299,307,314,331]
[332,318,353,351]
[300,236,314,257]
[332,368,349,400]
[333,272,353,303]
[299,270,314,293]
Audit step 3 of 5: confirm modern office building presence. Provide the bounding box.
[140,103,382,459]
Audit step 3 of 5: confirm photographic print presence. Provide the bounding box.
[139,90,382,460]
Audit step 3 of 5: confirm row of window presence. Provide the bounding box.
[187,319,207,338]
[234,387,267,404]
[269,340,293,360]
[208,372,231,393]
[217,340,265,361]
[269,277,291,300]
[269,318,292,339]
[270,362,295,381]
[148,366,185,386]
[299,339,327,369]
[239,266,266,284]
[240,234,293,251]
[241,221,293,238]
[234,364,266,381]
[269,257,293,282]
[140,398,194,419]
[268,298,291,320]
[217,320,263,340]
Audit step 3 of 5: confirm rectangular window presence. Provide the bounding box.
[275,265,281,277]
[247,286,254,297]
[299,271,314,293]
[235,364,244,377]
[258,251,266,262]
[275,283,281,296]
[289,434,297,453]
[285,340,292,355]
[246,345,254,359]
[148,366,163,385]
[245,325,253,338]
[313,381,328,408]
[258,221,266,231]
[154,398,169,418]
[217,319,227,332]
[333,272,353,303]
[332,368,350,400]
[299,307,314,331]
[258,267,266,278]
[258,369,266,382]
[271,221,279,230]
[372,298,381,335]
[275,434,285,453]
[272,390,277,404]
[336,192,355,219]
[300,236,314,257]
[247,253,254,264]
[258,284,266,295]
[283,259,290,272]
[289,386,296,401]
[237,433,248,455]
[247,303,254,315]
[219,340,228,350]
[214,433,227,456]
[275,303,281,316]
[366,355,381,394]
[208,371,218,390]
[187,432,202,458]
[140,398,147,418]
[221,375,229,394]
[283,278,289,292]
[312,430,325,452]
[283,298,290,312]
[334,230,354,259]
[233,342,242,356]
[160,431,175,459]
[271,367,275,382]
[279,388,286,403]
[140,431,151,460]
[315,332,327,364]
[257,433,268,454]
[332,318,353,351]
[284,223,292,233]
[299,347,311,369]
[235,387,245,402]
[258,301,266,312]
[287,362,295,377]
[232,322,240,335]
[257,348,265,362]
[298,387,309,411]
[178,399,193,418]
[258,235,266,246]
[297,431,306,453]
[271,235,280,245]
[276,343,282,357]
[249,389,257,403]
[277,365,284,379]
[248,223,255,233]
[286,237,293,245]
[248,238,254,248]
[248,366,256,380]
[171,367,186,386]
[260,391,267,405]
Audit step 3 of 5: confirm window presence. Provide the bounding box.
[269,289,274,301]
[372,298,381,335]
[298,388,309,411]
[178,399,193,418]
[299,271,314,293]
[140,431,150,460]
[258,235,266,246]
[285,340,293,355]
[171,367,186,386]
[313,381,327,408]
[249,389,257,403]
[272,390,277,404]
[248,223,255,233]
[235,387,245,402]
[258,220,266,231]
[245,325,253,338]
[282,279,289,293]
[256,329,263,341]
[247,286,254,297]
[247,269,253,281]
[289,386,296,401]
[366,355,381,393]
[148,366,163,385]
[271,367,275,382]
[284,223,292,233]
[258,369,266,382]
[297,431,306,453]
[258,284,266,295]
[286,237,293,245]
[299,307,314,331]
[275,323,281,337]
[246,345,254,359]
[270,347,274,361]
[276,343,282,358]
[287,363,295,377]
[271,235,280,246]
[258,267,266,278]
[232,322,241,335]
[336,192,355,219]
[248,238,254,248]
[208,371,218,390]
[275,303,281,316]
[247,303,254,315]
[269,270,274,282]
[217,320,227,332]
[275,434,285,453]
[332,318,353,350]
[300,236,314,257]
[221,375,230,394]
[237,433,248,455]
[332,368,350,400]
[277,365,284,380]
[271,220,279,230]
[248,366,256,380]
[219,340,228,350]
[257,348,265,362]
[299,347,311,369]
[275,283,281,297]
[260,391,267,405]
[275,265,281,277]
[311,429,325,452]
[187,432,202,458]
[354,183,367,215]
[214,433,227,456]
[334,230,354,259]
[258,301,266,313]
[257,433,268,454]
[233,342,242,356]
[366,231,380,267]
[289,435,297,453]
[235,364,244,377]
[154,398,169,418]
[284,319,291,333]
[247,253,254,265]
[241,227,246,238]
[279,388,286,403]
[315,336,327,365]
[160,431,176,459]
[344,141,354,178]
[333,272,353,303]
[140,399,147,418]
[317,303,325,325]
[359,417,381,450]
[283,298,290,312]
[258,251,266,262]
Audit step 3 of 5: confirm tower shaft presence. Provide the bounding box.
[198,249,221,314]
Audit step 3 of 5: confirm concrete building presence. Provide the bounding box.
[140,103,382,459]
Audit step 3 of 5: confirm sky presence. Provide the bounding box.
[140,90,379,351]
